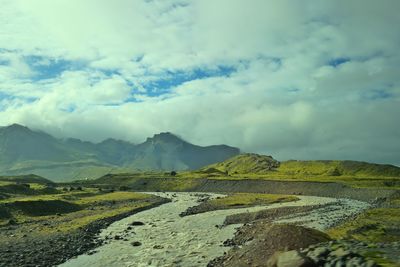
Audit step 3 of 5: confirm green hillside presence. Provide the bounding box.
[278,160,400,178]
[200,153,400,178]
[189,153,400,189]
[0,174,53,184]
[202,153,280,174]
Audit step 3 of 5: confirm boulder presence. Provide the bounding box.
[268,250,316,267]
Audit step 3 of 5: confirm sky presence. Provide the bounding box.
[0,0,399,165]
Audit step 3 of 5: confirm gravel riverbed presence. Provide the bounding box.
[59,192,370,267]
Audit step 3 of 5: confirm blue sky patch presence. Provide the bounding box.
[0,92,38,108]
[328,57,350,67]
[141,66,236,97]
[362,89,394,101]
[24,56,86,81]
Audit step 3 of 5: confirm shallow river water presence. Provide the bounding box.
[60,192,369,267]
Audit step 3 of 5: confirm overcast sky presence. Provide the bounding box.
[0,0,399,165]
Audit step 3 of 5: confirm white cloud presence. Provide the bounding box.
[0,0,399,165]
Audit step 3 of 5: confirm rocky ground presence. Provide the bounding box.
[208,199,400,267]
[0,198,169,267]
[208,220,399,267]
[1,190,398,267]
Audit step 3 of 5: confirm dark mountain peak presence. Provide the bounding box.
[97,138,135,149]
[2,123,30,132]
[146,132,184,143]
[100,138,126,144]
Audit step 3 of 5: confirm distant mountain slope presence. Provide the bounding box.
[0,124,87,166]
[130,132,240,171]
[200,153,400,178]
[0,124,240,181]
[0,174,53,184]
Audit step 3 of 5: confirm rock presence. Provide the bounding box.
[223,239,235,246]
[365,260,378,267]
[153,245,164,249]
[7,219,17,225]
[114,235,122,240]
[330,248,352,258]
[308,246,330,262]
[268,250,317,267]
[334,259,345,267]
[87,250,97,255]
[130,221,145,226]
[131,241,142,247]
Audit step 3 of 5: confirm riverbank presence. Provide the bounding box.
[89,177,398,202]
[0,194,169,267]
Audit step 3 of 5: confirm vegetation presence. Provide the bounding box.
[181,193,299,216]
[174,154,400,189]
[328,207,400,243]
[203,153,280,174]
[208,193,298,208]
[0,177,162,230]
[0,174,54,184]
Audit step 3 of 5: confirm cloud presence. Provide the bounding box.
[0,0,399,165]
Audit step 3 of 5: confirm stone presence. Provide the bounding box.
[268,250,317,267]
[130,221,145,226]
[114,235,122,240]
[330,248,352,258]
[365,260,378,267]
[131,241,142,246]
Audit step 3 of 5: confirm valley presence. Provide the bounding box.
[0,125,399,266]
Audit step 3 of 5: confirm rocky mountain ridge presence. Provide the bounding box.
[0,124,240,181]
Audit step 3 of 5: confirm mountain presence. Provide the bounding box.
[0,124,240,181]
[130,132,240,170]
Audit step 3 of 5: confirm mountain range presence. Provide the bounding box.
[0,124,240,181]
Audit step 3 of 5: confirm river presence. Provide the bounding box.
[60,192,369,267]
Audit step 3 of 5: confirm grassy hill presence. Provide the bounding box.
[0,174,54,184]
[278,160,400,177]
[201,153,280,174]
[184,153,400,189]
[197,153,400,178]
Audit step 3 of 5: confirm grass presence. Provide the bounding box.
[163,154,400,190]
[73,191,150,205]
[328,208,400,243]
[361,250,398,267]
[92,170,400,191]
[208,193,299,207]
[52,201,151,232]
[0,187,158,228]
[180,193,299,216]
[0,174,54,184]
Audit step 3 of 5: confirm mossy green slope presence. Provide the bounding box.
[200,153,400,178]
[0,174,54,184]
[203,153,280,174]
[278,160,400,177]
